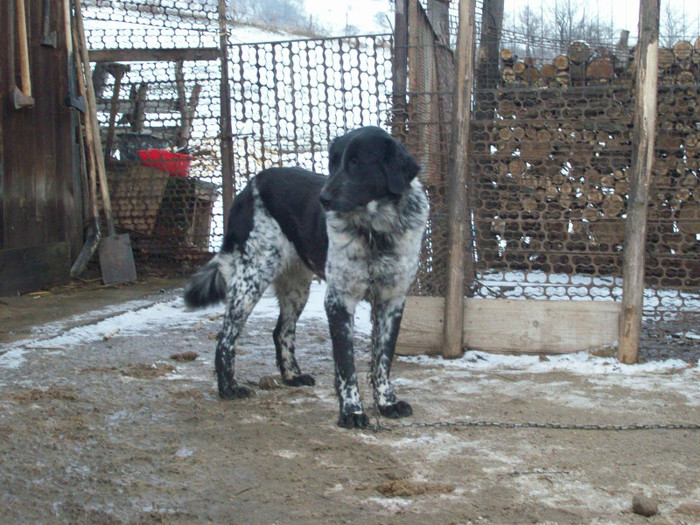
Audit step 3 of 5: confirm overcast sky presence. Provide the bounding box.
[304,0,391,34]
[504,0,700,41]
[307,0,700,42]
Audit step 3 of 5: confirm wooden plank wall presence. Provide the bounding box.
[0,0,81,294]
[397,296,621,356]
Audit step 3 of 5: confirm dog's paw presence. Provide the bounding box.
[218,385,253,400]
[337,412,371,429]
[378,400,413,419]
[284,374,316,387]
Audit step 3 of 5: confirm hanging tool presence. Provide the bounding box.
[41,0,57,47]
[14,0,35,109]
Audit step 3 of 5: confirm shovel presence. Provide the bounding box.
[72,0,137,285]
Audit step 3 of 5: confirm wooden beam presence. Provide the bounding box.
[426,0,450,44]
[391,0,409,137]
[618,0,660,364]
[88,47,219,63]
[476,0,504,90]
[443,0,476,359]
[397,296,621,356]
[218,0,235,235]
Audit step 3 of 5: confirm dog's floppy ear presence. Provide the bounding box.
[384,137,421,195]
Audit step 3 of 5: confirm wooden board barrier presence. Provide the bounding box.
[397,296,621,356]
[0,242,71,296]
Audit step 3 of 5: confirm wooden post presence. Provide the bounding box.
[426,0,450,44]
[618,0,660,364]
[476,0,504,90]
[391,0,409,139]
[218,0,234,236]
[443,0,476,359]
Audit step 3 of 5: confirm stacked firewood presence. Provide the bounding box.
[469,37,700,283]
[499,37,700,88]
[657,39,700,84]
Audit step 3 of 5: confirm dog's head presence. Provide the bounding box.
[319,127,421,213]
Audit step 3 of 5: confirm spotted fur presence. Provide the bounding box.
[184,127,429,428]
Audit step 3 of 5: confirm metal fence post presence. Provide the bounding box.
[618,0,660,363]
[218,0,234,235]
[443,0,476,359]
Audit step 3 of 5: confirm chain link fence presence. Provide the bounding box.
[229,35,393,185]
[470,39,699,359]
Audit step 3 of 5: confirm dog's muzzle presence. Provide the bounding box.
[319,191,333,210]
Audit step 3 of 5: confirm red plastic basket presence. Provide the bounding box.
[137,149,193,177]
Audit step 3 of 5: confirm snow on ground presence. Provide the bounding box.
[2,281,697,385]
[0,282,368,370]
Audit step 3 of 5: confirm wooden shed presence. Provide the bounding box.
[1,0,83,295]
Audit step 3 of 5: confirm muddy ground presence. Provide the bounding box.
[1,280,699,524]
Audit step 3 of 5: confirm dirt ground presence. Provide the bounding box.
[1,279,699,524]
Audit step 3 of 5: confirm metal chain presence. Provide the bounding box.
[369,420,700,432]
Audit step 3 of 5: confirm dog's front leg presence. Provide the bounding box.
[371,296,412,419]
[325,287,370,429]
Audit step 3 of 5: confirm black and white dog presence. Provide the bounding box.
[184,126,429,428]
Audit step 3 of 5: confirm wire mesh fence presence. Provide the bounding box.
[83,2,392,270]
[83,0,221,268]
[229,35,394,186]
[471,42,699,358]
[400,0,699,358]
[81,0,698,357]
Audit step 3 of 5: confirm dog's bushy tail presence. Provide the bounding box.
[183,253,231,308]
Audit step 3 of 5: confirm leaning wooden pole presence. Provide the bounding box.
[618,0,660,364]
[218,0,235,235]
[443,0,476,359]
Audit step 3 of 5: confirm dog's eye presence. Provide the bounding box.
[348,157,359,168]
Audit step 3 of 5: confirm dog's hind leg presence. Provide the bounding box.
[371,296,413,419]
[215,250,280,400]
[272,266,315,387]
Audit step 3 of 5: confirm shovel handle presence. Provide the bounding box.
[16,0,32,96]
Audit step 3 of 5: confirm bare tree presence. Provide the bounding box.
[550,0,585,53]
[518,5,542,59]
[506,1,616,61]
[660,0,695,47]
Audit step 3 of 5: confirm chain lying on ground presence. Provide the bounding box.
[368,420,700,432]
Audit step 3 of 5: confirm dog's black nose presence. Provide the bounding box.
[319,192,332,209]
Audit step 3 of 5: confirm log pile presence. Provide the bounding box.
[499,37,700,88]
[469,37,700,286]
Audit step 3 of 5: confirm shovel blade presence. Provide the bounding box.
[99,234,137,285]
